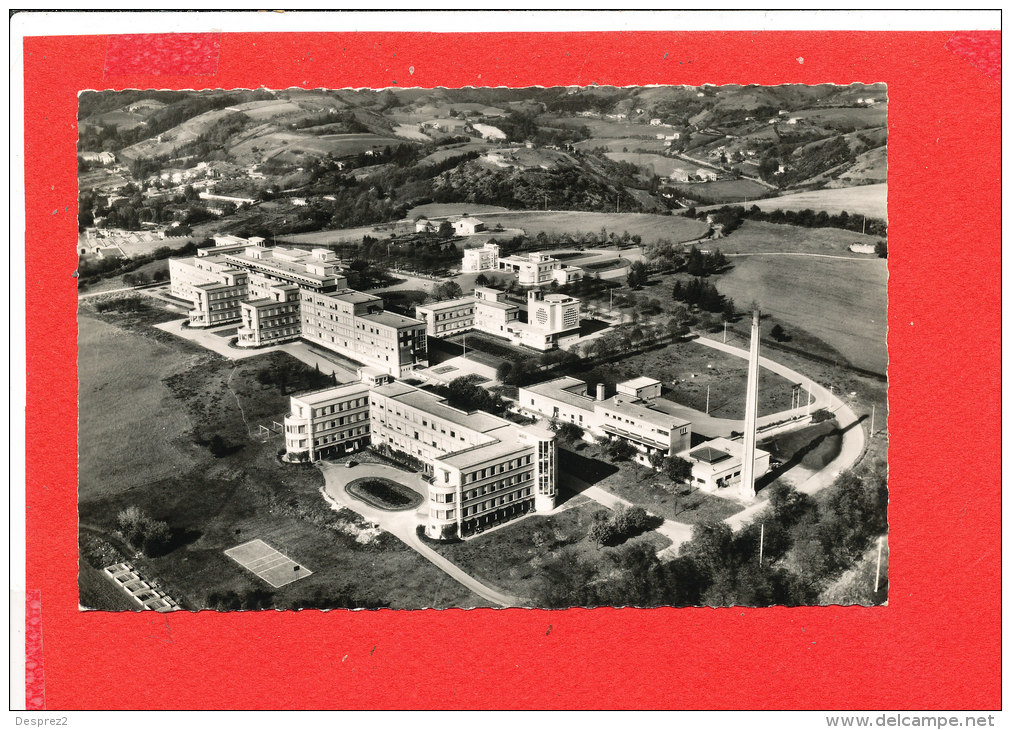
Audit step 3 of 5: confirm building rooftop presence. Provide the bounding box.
[293,381,370,406]
[620,376,662,390]
[689,446,732,464]
[416,296,476,312]
[437,425,527,469]
[475,299,518,311]
[372,382,508,434]
[359,311,424,329]
[520,377,596,413]
[331,290,381,305]
[599,395,692,429]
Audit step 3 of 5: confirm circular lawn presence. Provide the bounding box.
[346,477,423,512]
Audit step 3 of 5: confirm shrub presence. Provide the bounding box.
[116,507,173,556]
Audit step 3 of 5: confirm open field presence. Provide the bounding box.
[576,137,672,154]
[712,253,888,374]
[226,99,302,119]
[278,220,414,246]
[417,143,492,165]
[700,219,883,255]
[118,108,235,162]
[230,131,404,162]
[680,179,772,203]
[476,211,710,244]
[605,152,694,177]
[78,313,198,495]
[406,202,509,219]
[729,183,887,220]
[78,308,488,609]
[539,115,666,139]
[428,498,670,602]
[790,106,887,129]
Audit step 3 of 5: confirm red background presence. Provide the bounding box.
[23,31,1001,709]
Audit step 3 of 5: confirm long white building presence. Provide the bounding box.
[282,378,557,540]
[518,375,692,465]
[169,239,428,377]
[414,288,580,351]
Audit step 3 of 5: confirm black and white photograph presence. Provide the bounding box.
[77,83,888,612]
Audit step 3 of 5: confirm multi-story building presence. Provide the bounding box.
[415,288,579,352]
[283,382,372,462]
[518,376,692,465]
[678,437,771,493]
[461,242,499,273]
[281,379,557,539]
[498,251,560,286]
[414,297,477,337]
[168,255,249,327]
[170,240,428,377]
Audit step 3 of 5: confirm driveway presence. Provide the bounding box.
[693,336,867,530]
[317,462,525,608]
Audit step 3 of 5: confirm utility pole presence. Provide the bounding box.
[705,385,710,414]
[806,386,812,417]
[723,320,727,343]
[870,403,876,434]
[759,523,764,565]
[462,333,467,359]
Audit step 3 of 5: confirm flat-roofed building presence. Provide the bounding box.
[498,251,560,286]
[168,255,249,327]
[283,382,372,462]
[170,243,427,377]
[415,297,476,336]
[679,436,770,493]
[237,283,300,348]
[518,376,692,465]
[367,381,557,539]
[461,242,499,272]
[452,217,486,236]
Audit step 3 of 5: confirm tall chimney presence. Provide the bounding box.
[740,309,761,499]
[596,383,606,401]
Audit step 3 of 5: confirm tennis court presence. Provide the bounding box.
[224,539,313,588]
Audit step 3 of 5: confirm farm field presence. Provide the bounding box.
[225,99,302,119]
[118,108,235,162]
[605,152,694,177]
[278,220,413,246]
[790,106,887,129]
[391,124,433,141]
[575,137,672,154]
[77,308,488,610]
[417,142,492,165]
[712,252,888,374]
[473,210,710,244]
[741,183,888,220]
[78,313,198,495]
[231,131,405,162]
[539,115,664,139]
[700,219,883,255]
[406,202,510,219]
[679,178,772,203]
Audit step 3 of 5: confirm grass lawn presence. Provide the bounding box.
[477,211,709,246]
[428,499,671,602]
[679,179,773,203]
[759,419,843,471]
[78,307,489,610]
[578,338,800,420]
[703,219,883,255]
[721,183,887,220]
[560,446,745,524]
[445,330,531,364]
[711,241,887,374]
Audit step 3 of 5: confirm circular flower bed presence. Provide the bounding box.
[346,477,423,512]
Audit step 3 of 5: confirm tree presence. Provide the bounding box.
[770,324,789,342]
[627,260,649,289]
[874,240,887,258]
[437,221,455,239]
[662,455,693,484]
[554,421,585,445]
[649,450,667,471]
[432,281,463,301]
[474,273,490,286]
[606,438,637,462]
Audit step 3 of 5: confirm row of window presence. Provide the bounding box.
[464,456,533,484]
[312,398,367,418]
[313,412,368,431]
[314,427,367,447]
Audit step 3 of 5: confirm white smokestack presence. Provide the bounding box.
[740,309,761,499]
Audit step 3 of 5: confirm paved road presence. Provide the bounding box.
[317,462,524,608]
[693,336,867,531]
[726,252,877,262]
